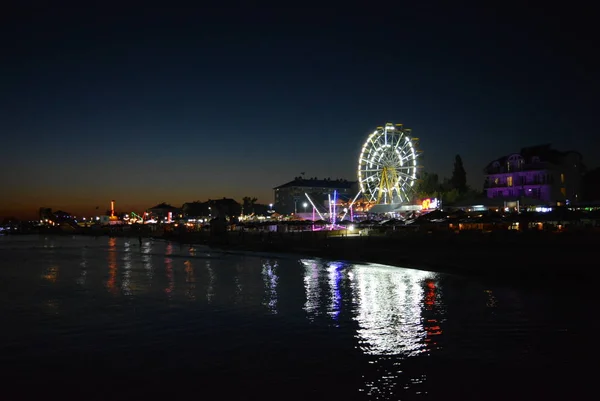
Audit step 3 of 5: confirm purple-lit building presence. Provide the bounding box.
[484,145,583,206]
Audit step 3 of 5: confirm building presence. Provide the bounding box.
[207,198,241,219]
[182,201,209,219]
[273,177,358,215]
[182,198,242,220]
[483,145,583,206]
[147,203,181,222]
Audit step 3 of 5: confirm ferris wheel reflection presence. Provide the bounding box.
[351,264,439,357]
[301,259,443,357]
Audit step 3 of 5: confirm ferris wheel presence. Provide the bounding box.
[358,123,421,204]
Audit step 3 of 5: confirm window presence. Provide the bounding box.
[494,177,499,185]
[507,176,513,187]
[560,173,565,184]
[561,187,566,197]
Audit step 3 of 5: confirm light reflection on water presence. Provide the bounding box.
[352,264,435,357]
[184,260,195,301]
[0,236,588,400]
[302,259,443,397]
[262,260,278,314]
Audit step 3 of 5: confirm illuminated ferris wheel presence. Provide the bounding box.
[358,123,421,204]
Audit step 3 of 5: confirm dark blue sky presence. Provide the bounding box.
[1,5,597,217]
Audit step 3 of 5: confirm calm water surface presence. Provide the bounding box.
[0,235,590,400]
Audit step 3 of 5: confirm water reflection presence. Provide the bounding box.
[262,260,278,314]
[485,289,498,308]
[77,247,87,287]
[106,237,117,294]
[303,259,321,320]
[327,262,343,321]
[423,280,443,351]
[42,266,59,283]
[165,242,174,298]
[301,259,444,398]
[141,239,153,280]
[302,259,443,357]
[1,236,587,400]
[206,261,215,303]
[352,264,436,356]
[350,264,441,398]
[122,240,133,296]
[184,260,196,301]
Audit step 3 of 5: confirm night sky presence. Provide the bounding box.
[1,5,597,218]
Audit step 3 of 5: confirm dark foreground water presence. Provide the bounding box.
[0,235,591,400]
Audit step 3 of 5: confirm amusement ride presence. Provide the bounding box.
[357,122,420,205]
[305,122,422,225]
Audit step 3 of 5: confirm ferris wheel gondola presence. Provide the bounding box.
[357,123,421,204]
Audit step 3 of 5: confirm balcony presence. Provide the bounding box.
[484,162,550,175]
[484,179,554,189]
[484,182,508,188]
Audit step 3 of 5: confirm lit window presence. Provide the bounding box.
[560,173,565,184]
[561,187,566,197]
[507,176,513,187]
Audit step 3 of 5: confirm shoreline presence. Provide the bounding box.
[164,230,598,287]
[5,230,597,287]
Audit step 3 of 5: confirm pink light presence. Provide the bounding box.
[328,194,332,226]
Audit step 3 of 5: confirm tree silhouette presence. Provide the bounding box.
[450,154,467,193]
[242,196,258,215]
[414,171,440,199]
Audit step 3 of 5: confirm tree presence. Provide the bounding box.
[442,188,461,205]
[582,167,600,201]
[450,154,467,193]
[414,171,440,200]
[242,196,258,215]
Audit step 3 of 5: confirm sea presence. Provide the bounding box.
[0,235,591,400]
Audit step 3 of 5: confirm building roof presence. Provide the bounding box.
[148,203,179,210]
[274,177,356,190]
[208,197,240,205]
[485,144,581,171]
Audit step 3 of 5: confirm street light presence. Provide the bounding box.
[303,202,308,213]
[269,203,273,210]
